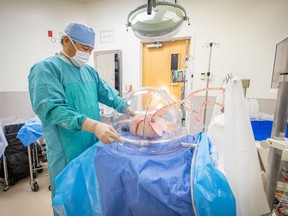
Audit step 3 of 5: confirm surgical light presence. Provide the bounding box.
[126,1,190,42]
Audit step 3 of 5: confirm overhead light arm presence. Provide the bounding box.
[147,0,152,15]
[147,0,159,15]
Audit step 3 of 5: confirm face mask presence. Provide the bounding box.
[70,48,90,67]
[63,37,90,67]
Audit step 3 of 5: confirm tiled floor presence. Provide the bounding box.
[0,164,53,216]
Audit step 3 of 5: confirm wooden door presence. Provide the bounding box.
[142,39,190,100]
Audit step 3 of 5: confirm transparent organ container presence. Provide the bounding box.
[112,87,185,153]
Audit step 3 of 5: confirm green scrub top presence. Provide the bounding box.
[28,55,127,197]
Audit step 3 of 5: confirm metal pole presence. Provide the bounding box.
[264,74,288,212]
[202,43,213,131]
[28,145,34,181]
[181,40,189,126]
[3,154,9,189]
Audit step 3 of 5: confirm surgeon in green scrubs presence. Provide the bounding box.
[28,23,134,206]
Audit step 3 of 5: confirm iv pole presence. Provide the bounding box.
[202,42,219,131]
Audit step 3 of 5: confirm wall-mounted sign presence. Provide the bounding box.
[100,30,114,43]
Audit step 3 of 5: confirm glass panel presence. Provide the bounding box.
[271,37,288,89]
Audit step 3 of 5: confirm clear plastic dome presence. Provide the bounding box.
[112,87,186,154]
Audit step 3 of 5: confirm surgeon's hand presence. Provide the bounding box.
[82,118,122,144]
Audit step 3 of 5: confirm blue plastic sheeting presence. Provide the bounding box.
[52,133,235,216]
[52,142,193,216]
[0,124,8,157]
[193,133,236,216]
[96,143,194,216]
[52,144,103,216]
[17,118,43,146]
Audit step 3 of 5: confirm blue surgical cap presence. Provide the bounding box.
[64,23,95,48]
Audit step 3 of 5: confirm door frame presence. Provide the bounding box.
[94,49,123,96]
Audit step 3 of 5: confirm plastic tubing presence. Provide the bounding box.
[151,87,225,122]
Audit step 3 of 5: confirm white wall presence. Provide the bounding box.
[1,0,288,100]
[0,0,87,91]
[178,0,288,99]
[86,0,144,95]
[87,0,288,99]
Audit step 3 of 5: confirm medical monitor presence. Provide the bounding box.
[271,37,288,89]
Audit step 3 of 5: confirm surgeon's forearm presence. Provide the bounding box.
[34,102,86,131]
